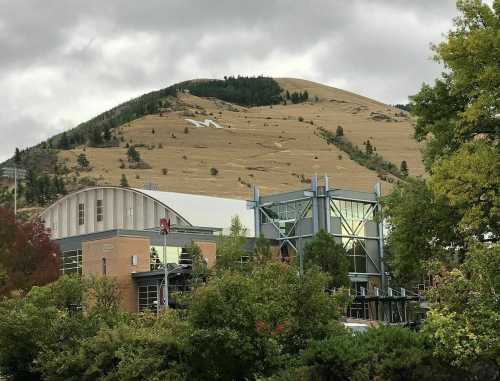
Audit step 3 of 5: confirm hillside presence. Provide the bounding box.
[8,77,425,202]
[57,78,423,198]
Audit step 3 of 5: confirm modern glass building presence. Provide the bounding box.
[251,175,385,294]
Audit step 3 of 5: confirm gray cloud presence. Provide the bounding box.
[0,0,460,161]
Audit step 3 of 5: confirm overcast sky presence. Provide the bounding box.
[0,0,461,162]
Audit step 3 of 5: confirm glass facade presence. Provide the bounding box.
[149,246,186,271]
[261,199,312,235]
[330,199,378,274]
[61,249,82,275]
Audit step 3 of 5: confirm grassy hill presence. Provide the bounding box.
[5,77,424,203]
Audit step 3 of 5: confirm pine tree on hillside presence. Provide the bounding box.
[14,148,21,165]
[77,153,90,169]
[89,128,103,147]
[58,132,70,150]
[120,174,129,187]
[127,146,141,163]
[365,140,373,155]
[400,160,409,178]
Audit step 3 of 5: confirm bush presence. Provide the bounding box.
[210,167,218,176]
[162,168,168,175]
[302,326,459,381]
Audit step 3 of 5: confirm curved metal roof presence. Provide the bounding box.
[136,188,254,236]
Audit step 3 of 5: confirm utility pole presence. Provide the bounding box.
[2,167,26,218]
[159,218,171,309]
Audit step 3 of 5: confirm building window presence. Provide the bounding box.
[131,255,138,266]
[61,250,82,275]
[127,207,134,217]
[138,285,158,312]
[78,203,85,225]
[102,258,107,275]
[261,199,312,225]
[96,199,103,222]
[345,239,367,273]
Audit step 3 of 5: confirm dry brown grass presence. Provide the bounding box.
[58,78,423,199]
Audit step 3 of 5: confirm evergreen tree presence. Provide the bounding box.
[336,126,344,137]
[77,153,90,169]
[365,140,373,155]
[303,229,350,288]
[103,127,112,142]
[14,148,21,165]
[127,146,141,163]
[58,132,70,150]
[89,128,103,147]
[400,160,409,177]
[120,174,129,187]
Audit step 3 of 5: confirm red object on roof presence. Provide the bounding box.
[160,218,171,234]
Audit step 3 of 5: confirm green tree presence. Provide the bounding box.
[187,243,208,288]
[400,160,409,177]
[381,179,463,285]
[77,153,90,169]
[14,148,21,165]
[422,244,500,372]
[58,132,70,150]
[253,236,273,265]
[127,145,141,163]
[0,276,88,380]
[335,126,344,137]
[215,216,248,271]
[365,140,373,155]
[89,128,103,147]
[302,326,459,381]
[430,141,499,242]
[410,0,499,168]
[303,230,350,289]
[120,174,129,187]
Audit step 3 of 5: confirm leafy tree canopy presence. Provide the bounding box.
[410,0,499,168]
[303,230,350,289]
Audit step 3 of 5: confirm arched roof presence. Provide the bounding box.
[41,186,254,236]
[136,189,255,236]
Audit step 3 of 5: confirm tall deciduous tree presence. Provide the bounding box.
[215,216,248,271]
[410,0,499,168]
[0,208,59,296]
[423,244,500,371]
[430,141,499,242]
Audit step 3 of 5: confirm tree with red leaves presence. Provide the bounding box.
[0,207,59,296]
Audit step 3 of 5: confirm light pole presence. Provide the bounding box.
[159,218,171,310]
[160,263,188,311]
[2,166,26,217]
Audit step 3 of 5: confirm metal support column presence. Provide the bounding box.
[311,175,319,234]
[374,182,386,290]
[324,175,331,234]
[252,186,261,237]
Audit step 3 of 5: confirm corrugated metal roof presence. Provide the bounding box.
[135,189,255,236]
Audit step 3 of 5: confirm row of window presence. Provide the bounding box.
[60,250,82,275]
[261,199,312,224]
[77,200,104,226]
